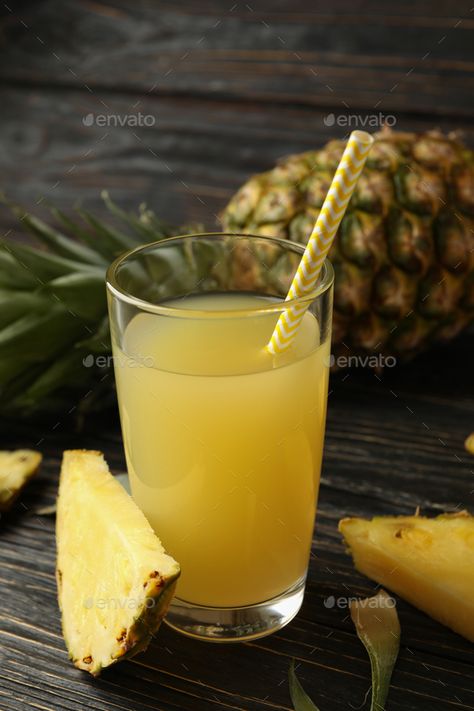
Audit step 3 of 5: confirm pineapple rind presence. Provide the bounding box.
[339,512,474,643]
[0,450,42,512]
[221,130,474,363]
[56,450,180,676]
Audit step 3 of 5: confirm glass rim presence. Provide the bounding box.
[106,232,334,318]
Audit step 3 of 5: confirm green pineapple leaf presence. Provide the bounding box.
[287,591,400,711]
[0,195,106,266]
[78,315,111,353]
[0,192,185,420]
[78,209,139,253]
[289,660,321,711]
[44,272,107,322]
[0,289,50,329]
[11,350,92,409]
[102,190,174,241]
[4,239,98,282]
[0,307,84,383]
[350,589,400,711]
[48,206,125,261]
[0,248,39,289]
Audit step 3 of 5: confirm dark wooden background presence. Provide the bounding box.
[1,2,474,710]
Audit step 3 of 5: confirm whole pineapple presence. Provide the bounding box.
[221,130,474,363]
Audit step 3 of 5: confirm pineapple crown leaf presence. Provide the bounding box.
[101,190,175,241]
[2,237,102,282]
[0,193,106,267]
[0,192,183,419]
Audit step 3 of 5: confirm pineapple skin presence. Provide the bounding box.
[221,130,474,363]
[339,512,474,643]
[56,450,180,676]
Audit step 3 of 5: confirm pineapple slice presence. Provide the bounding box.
[0,450,42,512]
[56,450,180,676]
[339,512,474,643]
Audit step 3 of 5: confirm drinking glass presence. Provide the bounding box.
[107,233,333,641]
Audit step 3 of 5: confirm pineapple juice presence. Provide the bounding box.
[113,293,330,608]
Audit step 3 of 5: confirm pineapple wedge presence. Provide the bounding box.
[0,450,42,512]
[339,512,474,643]
[56,450,180,676]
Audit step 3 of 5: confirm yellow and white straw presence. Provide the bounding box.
[267,130,374,354]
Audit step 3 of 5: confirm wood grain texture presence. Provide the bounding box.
[1,1,474,710]
[1,88,474,236]
[1,1,474,115]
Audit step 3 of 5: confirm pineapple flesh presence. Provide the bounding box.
[339,512,474,642]
[0,449,41,512]
[221,130,474,363]
[56,450,180,676]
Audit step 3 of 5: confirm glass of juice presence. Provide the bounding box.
[107,233,333,641]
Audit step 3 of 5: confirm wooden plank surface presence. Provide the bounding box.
[2,338,474,711]
[1,87,474,234]
[2,1,474,115]
[1,1,474,710]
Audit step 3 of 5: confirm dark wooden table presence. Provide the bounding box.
[1,2,474,710]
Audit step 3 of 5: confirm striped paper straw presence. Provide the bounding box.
[267,130,374,354]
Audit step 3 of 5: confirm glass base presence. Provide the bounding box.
[164,578,305,642]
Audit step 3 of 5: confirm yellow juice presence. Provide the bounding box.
[113,293,330,607]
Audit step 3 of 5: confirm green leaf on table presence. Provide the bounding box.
[350,589,400,711]
[289,660,321,711]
